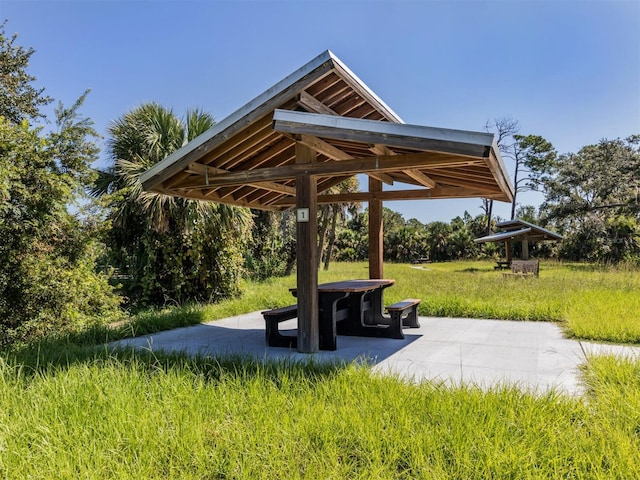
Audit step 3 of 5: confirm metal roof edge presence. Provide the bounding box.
[490,139,515,200]
[141,50,337,188]
[273,109,496,148]
[327,50,404,124]
[474,227,533,243]
[496,218,563,239]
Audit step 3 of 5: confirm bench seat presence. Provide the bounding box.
[385,298,421,338]
[261,305,297,348]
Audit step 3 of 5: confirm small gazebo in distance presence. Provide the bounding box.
[474,218,562,265]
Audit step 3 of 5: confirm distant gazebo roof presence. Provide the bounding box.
[474,219,562,244]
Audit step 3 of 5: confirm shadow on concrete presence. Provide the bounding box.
[113,318,424,367]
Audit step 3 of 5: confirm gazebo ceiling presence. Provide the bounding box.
[140,50,514,210]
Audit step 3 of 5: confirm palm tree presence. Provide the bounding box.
[92,103,251,305]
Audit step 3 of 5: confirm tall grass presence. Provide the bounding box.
[0,352,638,478]
[23,260,638,354]
[2,262,639,478]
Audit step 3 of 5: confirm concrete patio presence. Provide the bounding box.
[113,313,640,396]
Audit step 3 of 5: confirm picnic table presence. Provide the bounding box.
[291,279,395,350]
[263,279,421,351]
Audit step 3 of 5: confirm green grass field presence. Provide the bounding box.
[0,351,638,478]
[111,260,638,345]
[2,260,639,478]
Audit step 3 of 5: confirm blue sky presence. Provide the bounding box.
[3,0,639,223]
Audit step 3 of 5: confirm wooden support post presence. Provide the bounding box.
[295,142,319,353]
[522,239,529,260]
[368,177,383,279]
[505,240,512,263]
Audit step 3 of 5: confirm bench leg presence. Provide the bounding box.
[389,311,405,339]
[402,305,420,328]
[266,318,297,348]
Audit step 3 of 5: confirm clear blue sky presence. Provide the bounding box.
[3,0,639,223]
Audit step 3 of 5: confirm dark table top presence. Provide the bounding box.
[290,279,395,294]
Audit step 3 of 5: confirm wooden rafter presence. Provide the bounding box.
[271,186,503,206]
[369,143,437,189]
[184,151,476,189]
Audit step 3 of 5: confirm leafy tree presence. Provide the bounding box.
[0,21,52,123]
[0,26,120,346]
[541,136,640,262]
[94,103,251,305]
[0,99,121,345]
[334,211,368,262]
[505,135,557,219]
[425,221,453,262]
[318,177,360,271]
[245,210,296,280]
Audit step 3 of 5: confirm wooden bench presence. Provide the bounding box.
[502,259,539,278]
[385,298,421,339]
[494,260,511,270]
[261,305,297,348]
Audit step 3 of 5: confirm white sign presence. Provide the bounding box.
[296,208,310,223]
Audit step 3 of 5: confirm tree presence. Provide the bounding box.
[541,136,640,262]
[485,117,520,222]
[93,103,251,305]
[0,26,120,346]
[0,21,52,123]
[0,98,121,345]
[506,135,557,219]
[318,177,360,270]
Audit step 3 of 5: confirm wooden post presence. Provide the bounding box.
[522,239,529,260]
[295,142,318,353]
[505,240,512,263]
[368,177,383,279]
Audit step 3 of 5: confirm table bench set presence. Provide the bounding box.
[262,279,421,350]
[502,259,540,278]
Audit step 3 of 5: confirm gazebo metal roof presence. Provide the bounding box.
[139,50,515,353]
[475,219,563,243]
[140,50,514,206]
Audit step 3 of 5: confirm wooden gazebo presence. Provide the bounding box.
[140,50,514,353]
[474,218,563,261]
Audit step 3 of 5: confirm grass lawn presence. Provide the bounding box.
[108,260,639,345]
[0,351,638,478]
[2,260,639,478]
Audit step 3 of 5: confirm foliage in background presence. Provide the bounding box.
[92,103,251,306]
[0,98,121,346]
[0,21,52,123]
[541,136,640,263]
[0,24,121,347]
[244,210,296,280]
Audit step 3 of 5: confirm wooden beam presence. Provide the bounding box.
[369,144,434,188]
[270,186,501,206]
[189,151,477,189]
[153,186,281,211]
[368,177,383,279]
[297,91,337,115]
[176,162,296,196]
[273,109,492,158]
[295,142,319,353]
[299,134,394,185]
[403,169,437,189]
[298,134,351,161]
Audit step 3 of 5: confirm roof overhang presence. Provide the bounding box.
[475,218,563,243]
[474,228,533,243]
[139,50,514,210]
